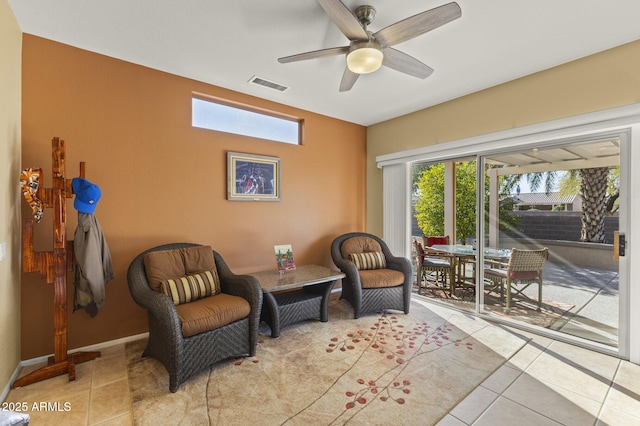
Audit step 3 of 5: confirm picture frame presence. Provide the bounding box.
[227,152,281,201]
[274,244,296,271]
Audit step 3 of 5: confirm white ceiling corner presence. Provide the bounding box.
[7,0,640,126]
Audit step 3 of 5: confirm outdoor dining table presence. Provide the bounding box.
[428,244,512,293]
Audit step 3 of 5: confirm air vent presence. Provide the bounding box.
[248,76,289,92]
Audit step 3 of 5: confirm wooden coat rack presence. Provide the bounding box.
[13,137,101,388]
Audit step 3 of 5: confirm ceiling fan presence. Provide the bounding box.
[278,0,462,92]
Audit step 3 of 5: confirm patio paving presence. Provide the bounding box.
[543,261,619,346]
[414,261,620,348]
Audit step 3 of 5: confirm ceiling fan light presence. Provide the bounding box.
[347,46,383,74]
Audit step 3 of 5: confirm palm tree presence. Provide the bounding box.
[516,167,618,243]
[578,167,610,242]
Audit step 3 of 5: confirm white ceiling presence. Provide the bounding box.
[8,0,640,126]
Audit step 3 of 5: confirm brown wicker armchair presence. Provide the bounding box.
[331,232,412,319]
[127,243,262,392]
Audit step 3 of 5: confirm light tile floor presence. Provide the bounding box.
[5,343,132,425]
[440,330,640,426]
[4,323,640,425]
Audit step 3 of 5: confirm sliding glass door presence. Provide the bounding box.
[380,106,640,360]
[411,158,478,313]
[408,135,627,353]
[479,137,623,349]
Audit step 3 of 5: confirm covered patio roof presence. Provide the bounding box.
[487,138,620,174]
[442,138,620,245]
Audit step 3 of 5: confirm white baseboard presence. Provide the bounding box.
[1,363,24,403]
[1,332,149,401]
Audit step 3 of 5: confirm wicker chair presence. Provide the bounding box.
[484,247,549,313]
[331,232,412,319]
[127,243,262,392]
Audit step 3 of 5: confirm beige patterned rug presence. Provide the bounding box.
[126,297,527,425]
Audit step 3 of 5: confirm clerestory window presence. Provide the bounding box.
[192,95,302,145]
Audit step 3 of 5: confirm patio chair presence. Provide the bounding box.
[127,243,262,392]
[427,235,467,292]
[414,240,453,295]
[331,232,412,318]
[484,247,549,312]
[424,235,449,251]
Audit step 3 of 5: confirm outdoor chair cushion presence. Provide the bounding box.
[176,293,251,337]
[143,248,185,292]
[182,245,217,273]
[340,236,404,288]
[142,245,248,335]
[350,251,386,270]
[358,268,405,288]
[143,245,218,292]
[340,236,383,259]
[160,270,219,305]
[486,268,539,280]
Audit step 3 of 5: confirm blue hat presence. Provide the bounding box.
[72,177,102,213]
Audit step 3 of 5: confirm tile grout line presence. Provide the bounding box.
[86,359,95,425]
[438,321,532,425]
[91,345,135,425]
[594,359,622,424]
[125,355,134,424]
[489,340,617,425]
[450,336,537,425]
[470,338,547,424]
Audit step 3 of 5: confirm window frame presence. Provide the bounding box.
[377,103,640,362]
[192,92,304,145]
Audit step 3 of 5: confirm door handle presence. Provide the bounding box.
[614,231,625,260]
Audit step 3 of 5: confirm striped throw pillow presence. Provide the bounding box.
[160,269,220,305]
[349,251,386,270]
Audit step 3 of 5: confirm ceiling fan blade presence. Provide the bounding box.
[339,68,359,92]
[278,46,349,63]
[382,48,434,79]
[318,0,368,41]
[374,2,462,47]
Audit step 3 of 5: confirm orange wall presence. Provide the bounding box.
[20,35,366,359]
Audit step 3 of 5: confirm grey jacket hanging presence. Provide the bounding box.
[73,212,114,317]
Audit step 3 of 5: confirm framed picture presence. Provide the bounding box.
[274,244,296,271]
[227,152,281,201]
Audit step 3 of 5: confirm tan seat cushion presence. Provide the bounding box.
[358,268,405,288]
[175,293,251,337]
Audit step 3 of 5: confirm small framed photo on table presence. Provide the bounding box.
[274,244,296,271]
[227,152,281,201]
